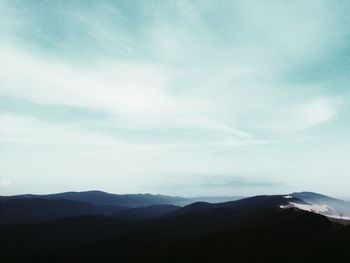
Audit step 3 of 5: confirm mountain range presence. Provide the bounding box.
[1,191,350,262]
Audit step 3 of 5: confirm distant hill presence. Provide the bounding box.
[2,191,243,208]
[185,196,244,204]
[4,190,187,208]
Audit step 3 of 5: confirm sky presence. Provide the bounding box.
[1,0,350,198]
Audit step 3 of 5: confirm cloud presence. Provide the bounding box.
[151,174,288,197]
[296,99,336,128]
[199,176,284,188]
[1,0,350,196]
[0,44,254,142]
[0,178,12,188]
[0,113,124,149]
[0,95,109,123]
[266,98,338,132]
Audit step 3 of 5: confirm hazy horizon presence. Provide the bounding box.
[1,1,350,198]
[3,189,350,203]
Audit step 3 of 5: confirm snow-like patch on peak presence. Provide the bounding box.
[283,195,293,199]
[283,202,333,214]
[280,202,350,221]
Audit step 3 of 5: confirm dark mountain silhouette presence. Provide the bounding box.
[4,190,187,207]
[168,195,302,218]
[3,191,243,207]
[185,195,244,204]
[0,197,125,225]
[2,192,350,262]
[112,204,179,220]
[61,209,349,263]
[0,191,242,226]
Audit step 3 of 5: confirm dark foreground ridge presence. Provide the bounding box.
[1,191,350,262]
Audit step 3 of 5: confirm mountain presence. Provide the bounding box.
[279,192,350,222]
[4,190,187,208]
[2,194,350,262]
[4,191,244,207]
[0,191,243,226]
[0,197,125,225]
[185,196,244,204]
[4,190,349,225]
[66,209,349,263]
[112,204,179,220]
[161,195,307,234]
[291,191,350,217]
[3,190,349,227]
[173,194,304,216]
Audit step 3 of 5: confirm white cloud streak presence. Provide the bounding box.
[0,0,349,195]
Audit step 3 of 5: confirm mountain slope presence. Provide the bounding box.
[291,191,350,218]
[0,198,125,225]
[112,204,179,220]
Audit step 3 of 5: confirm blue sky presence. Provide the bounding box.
[1,0,350,197]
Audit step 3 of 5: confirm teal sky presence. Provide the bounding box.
[1,0,350,197]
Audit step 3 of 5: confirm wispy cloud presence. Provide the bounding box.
[1,0,350,195]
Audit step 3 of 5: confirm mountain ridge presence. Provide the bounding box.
[2,193,350,262]
[2,190,350,227]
